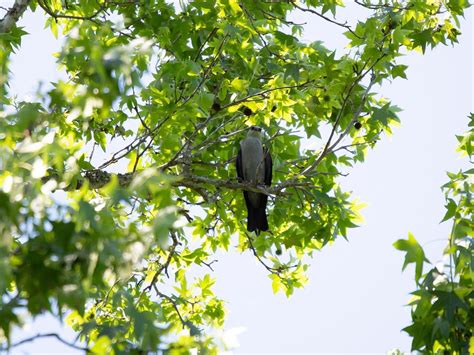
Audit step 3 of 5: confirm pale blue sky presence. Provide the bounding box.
[6,3,473,354]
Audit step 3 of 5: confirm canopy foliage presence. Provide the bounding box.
[0,0,470,352]
[394,113,473,354]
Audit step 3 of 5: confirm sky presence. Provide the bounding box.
[5,2,474,354]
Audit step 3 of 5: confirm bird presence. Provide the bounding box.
[236,126,273,235]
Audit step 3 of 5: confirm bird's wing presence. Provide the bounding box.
[264,146,272,186]
[236,144,255,224]
[236,145,244,181]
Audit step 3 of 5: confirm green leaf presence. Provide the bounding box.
[393,233,429,282]
[1,0,470,351]
[270,274,281,294]
[94,130,107,151]
[284,63,300,82]
[372,103,400,126]
[440,198,457,222]
[197,92,215,112]
[228,0,242,13]
[410,29,435,53]
[153,207,178,248]
[90,335,113,353]
[433,290,469,322]
[230,77,248,91]
[392,28,411,45]
[391,65,408,79]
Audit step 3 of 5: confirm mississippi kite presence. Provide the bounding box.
[236,126,273,235]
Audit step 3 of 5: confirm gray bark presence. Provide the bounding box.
[0,0,31,34]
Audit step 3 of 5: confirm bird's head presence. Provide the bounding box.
[247,125,263,138]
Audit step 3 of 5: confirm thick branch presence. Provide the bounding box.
[0,0,30,33]
[43,169,317,198]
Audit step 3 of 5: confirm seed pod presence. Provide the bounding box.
[242,106,253,116]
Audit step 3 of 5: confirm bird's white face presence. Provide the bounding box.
[247,126,263,138]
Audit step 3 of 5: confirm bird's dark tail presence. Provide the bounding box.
[247,207,268,235]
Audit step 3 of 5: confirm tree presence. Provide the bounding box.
[0,0,470,352]
[394,113,473,354]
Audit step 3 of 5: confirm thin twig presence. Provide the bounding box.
[153,286,187,329]
[38,0,105,21]
[241,3,287,61]
[193,27,218,62]
[244,231,298,277]
[181,34,229,107]
[201,259,218,271]
[353,0,413,11]
[300,54,384,176]
[131,86,151,132]
[291,0,362,39]
[331,130,382,154]
[0,333,89,352]
[144,232,179,292]
[256,4,306,26]
[221,81,316,110]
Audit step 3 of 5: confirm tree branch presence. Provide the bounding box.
[220,81,316,110]
[0,0,30,33]
[153,286,188,329]
[300,53,384,176]
[353,0,413,11]
[37,0,105,21]
[43,166,322,202]
[290,0,361,39]
[98,34,228,172]
[244,231,298,277]
[144,232,179,292]
[0,333,89,352]
[326,72,377,152]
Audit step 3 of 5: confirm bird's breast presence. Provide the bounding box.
[240,137,265,184]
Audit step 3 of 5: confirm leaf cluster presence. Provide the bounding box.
[0,0,470,352]
[394,113,474,354]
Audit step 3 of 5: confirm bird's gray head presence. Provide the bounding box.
[247,125,263,138]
